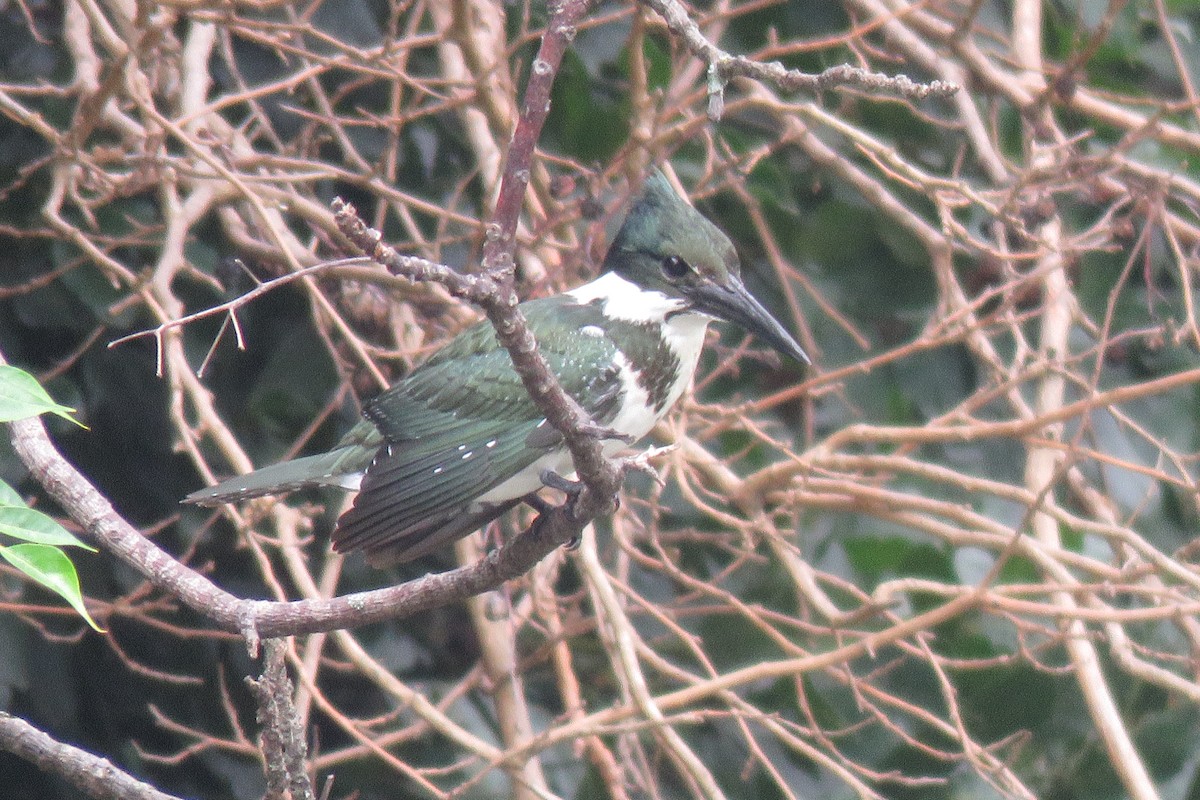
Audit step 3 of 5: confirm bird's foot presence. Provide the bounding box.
[539,468,584,497]
[524,491,556,515]
[527,482,588,551]
[619,444,676,487]
[539,467,620,510]
[577,421,635,444]
[538,468,619,550]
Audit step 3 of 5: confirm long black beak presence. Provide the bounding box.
[687,276,811,365]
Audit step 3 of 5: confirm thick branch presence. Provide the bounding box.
[0,712,183,800]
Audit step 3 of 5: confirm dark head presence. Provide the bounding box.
[602,170,810,365]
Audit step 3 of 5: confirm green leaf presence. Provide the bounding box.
[0,503,96,550]
[0,543,104,632]
[0,479,21,507]
[0,365,85,426]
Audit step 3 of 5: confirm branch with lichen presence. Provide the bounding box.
[638,0,958,121]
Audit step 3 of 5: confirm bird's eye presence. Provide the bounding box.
[661,255,690,280]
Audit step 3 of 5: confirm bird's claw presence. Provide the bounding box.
[539,468,621,524]
[533,471,585,550]
[539,468,584,496]
[578,421,635,444]
[524,492,555,514]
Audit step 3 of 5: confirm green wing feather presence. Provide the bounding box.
[186,296,627,564]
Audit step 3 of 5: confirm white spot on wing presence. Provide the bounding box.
[581,325,604,338]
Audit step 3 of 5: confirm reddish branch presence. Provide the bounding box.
[481,0,589,273]
[335,0,625,526]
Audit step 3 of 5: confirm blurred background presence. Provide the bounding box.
[2,1,1200,798]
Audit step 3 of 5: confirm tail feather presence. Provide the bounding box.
[184,448,366,506]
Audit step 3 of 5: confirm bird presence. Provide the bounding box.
[186,170,810,566]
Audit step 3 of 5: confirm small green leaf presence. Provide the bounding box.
[0,543,104,632]
[0,365,85,426]
[0,504,95,550]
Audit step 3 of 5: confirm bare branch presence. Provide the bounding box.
[0,712,184,800]
[638,0,958,120]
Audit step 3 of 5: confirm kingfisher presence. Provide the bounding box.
[187,171,809,565]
